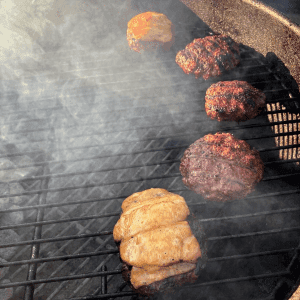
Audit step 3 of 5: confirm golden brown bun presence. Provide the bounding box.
[127,12,174,53]
[121,261,198,296]
[113,189,207,296]
[113,188,190,242]
[130,263,197,288]
[120,221,201,268]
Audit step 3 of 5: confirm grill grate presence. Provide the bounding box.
[0,2,300,299]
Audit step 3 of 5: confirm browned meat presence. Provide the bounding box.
[127,12,174,53]
[175,35,240,80]
[205,80,266,122]
[179,133,264,202]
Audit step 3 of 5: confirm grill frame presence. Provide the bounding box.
[0,0,300,299]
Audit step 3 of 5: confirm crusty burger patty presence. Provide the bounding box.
[127,12,174,53]
[179,133,264,201]
[205,80,266,122]
[175,35,240,80]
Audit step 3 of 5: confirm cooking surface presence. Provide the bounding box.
[0,1,300,300]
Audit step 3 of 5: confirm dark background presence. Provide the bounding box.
[261,0,300,25]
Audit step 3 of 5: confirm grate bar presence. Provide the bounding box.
[0,187,299,220]
[0,231,113,248]
[0,249,119,267]
[183,271,290,288]
[246,189,300,199]
[200,207,300,223]
[2,82,290,122]
[187,188,300,203]
[0,247,297,269]
[0,212,121,231]
[1,67,275,92]
[0,196,124,213]
[1,95,294,137]
[0,270,122,288]
[12,51,264,79]
[2,202,300,233]
[1,225,299,250]
[33,216,118,296]
[0,171,299,202]
[4,105,298,142]
[208,247,298,262]
[2,119,299,166]
[0,148,299,191]
[24,165,51,300]
[208,226,300,241]
[66,291,136,300]
[264,158,300,165]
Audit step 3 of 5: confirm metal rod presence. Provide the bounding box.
[0,246,297,269]
[183,271,290,288]
[0,231,114,248]
[66,291,135,300]
[0,212,121,231]
[207,226,300,241]
[24,165,51,300]
[0,196,124,213]
[94,272,127,296]
[0,270,122,289]
[5,198,300,232]
[101,265,108,294]
[1,116,298,170]
[0,249,119,267]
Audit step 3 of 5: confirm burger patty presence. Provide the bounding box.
[205,80,266,122]
[179,133,264,201]
[175,35,240,80]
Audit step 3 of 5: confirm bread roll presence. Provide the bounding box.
[127,12,174,53]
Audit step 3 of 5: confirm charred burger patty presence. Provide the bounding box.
[205,80,266,122]
[175,35,240,80]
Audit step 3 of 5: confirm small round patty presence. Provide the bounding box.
[179,132,264,201]
[205,81,266,122]
[127,12,174,53]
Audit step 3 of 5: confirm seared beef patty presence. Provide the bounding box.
[179,133,264,201]
[205,80,266,122]
[175,35,240,80]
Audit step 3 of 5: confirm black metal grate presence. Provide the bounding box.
[0,1,300,299]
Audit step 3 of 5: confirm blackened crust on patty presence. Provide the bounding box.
[179,132,264,202]
[175,35,240,80]
[117,216,207,296]
[205,81,266,122]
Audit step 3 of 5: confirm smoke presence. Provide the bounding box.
[0,1,299,299]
